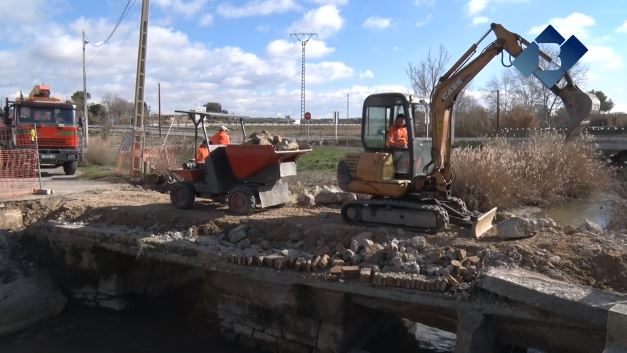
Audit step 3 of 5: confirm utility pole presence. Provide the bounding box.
[157,82,161,138]
[81,30,89,146]
[346,91,349,119]
[130,0,149,176]
[290,32,317,142]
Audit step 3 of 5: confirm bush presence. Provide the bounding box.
[451,132,613,211]
[85,137,116,166]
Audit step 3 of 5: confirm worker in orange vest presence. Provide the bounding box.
[210,126,231,145]
[388,114,408,148]
[196,139,209,163]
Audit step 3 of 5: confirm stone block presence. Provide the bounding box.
[98,274,125,296]
[320,254,330,268]
[605,304,627,351]
[98,297,130,311]
[283,315,319,346]
[341,266,360,279]
[233,322,254,337]
[359,268,372,282]
[279,338,312,353]
[0,209,23,230]
[254,330,279,352]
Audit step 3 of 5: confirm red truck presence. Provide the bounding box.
[1,84,82,175]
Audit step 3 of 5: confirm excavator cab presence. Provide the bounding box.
[360,93,431,178]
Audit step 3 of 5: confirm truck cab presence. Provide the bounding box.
[2,85,82,175]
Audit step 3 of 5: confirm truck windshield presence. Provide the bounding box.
[17,106,75,125]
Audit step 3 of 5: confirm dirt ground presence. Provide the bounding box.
[6,170,627,294]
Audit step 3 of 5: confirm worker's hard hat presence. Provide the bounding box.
[219,125,229,132]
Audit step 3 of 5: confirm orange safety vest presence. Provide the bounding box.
[388,126,408,148]
[196,145,209,163]
[210,131,231,145]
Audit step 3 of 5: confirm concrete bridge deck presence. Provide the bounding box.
[25,221,627,353]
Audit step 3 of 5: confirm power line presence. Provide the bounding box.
[85,0,137,67]
[87,0,134,48]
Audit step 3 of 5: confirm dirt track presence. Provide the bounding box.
[8,180,626,293]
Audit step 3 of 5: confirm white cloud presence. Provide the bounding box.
[217,0,299,18]
[306,61,354,84]
[199,14,214,27]
[472,16,489,25]
[528,12,595,40]
[0,0,60,25]
[581,45,623,71]
[616,20,627,33]
[153,0,207,18]
[359,70,374,79]
[308,0,348,5]
[416,13,431,27]
[362,17,391,30]
[266,39,334,59]
[467,0,489,15]
[289,5,344,39]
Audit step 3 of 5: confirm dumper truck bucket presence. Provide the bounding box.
[471,207,498,238]
[554,84,596,140]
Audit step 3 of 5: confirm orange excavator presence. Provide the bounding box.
[337,23,594,237]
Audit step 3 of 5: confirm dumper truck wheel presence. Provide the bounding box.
[228,185,256,215]
[63,161,77,175]
[170,182,195,210]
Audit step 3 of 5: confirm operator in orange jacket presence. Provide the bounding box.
[195,139,210,163]
[210,125,231,145]
[388,114,408,148]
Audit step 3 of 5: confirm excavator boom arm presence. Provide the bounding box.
[429,23,592,192]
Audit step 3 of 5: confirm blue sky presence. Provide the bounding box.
[0,0,625,119]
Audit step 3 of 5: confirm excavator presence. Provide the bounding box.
[336,23,594,237]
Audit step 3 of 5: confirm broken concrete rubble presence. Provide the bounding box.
[496,215,556,240]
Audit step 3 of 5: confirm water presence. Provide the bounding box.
[0,303,255,353]
[0,304,456,353]
[539,192,615,229]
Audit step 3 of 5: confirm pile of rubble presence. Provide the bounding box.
[244,130,301,151]
[219,223,487,293]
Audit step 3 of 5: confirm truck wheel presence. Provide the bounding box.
[170,182,195,210]
[228,185,256,215]
[63,161,77,175]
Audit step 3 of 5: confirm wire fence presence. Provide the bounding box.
[0,126,39,199]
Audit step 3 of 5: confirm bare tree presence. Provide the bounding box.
[102,94,134,126]
[406,44,451,98]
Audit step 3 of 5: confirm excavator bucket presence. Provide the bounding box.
[554,84,596,140]
[470,207,498,238]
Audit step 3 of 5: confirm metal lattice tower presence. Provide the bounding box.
[290,33,317,125]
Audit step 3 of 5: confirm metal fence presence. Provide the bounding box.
[0,126,39,199]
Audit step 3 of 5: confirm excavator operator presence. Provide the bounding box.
[388,114,408,148]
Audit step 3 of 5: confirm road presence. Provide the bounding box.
[12,166,118,201]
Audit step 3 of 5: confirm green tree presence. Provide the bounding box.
[204,102,222,113]
[71,91,91,117]
[588,90,614,112]
[88,103,107,124]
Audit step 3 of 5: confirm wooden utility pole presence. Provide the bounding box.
[158,82,161,138]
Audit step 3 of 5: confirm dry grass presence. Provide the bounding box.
[452,132,614,211]
[85,137,117,166]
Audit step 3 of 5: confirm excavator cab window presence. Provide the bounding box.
[363,106,390,149]
[411,102,431,176]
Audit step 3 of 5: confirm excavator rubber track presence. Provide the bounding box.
[340,199,449,234]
